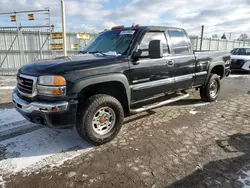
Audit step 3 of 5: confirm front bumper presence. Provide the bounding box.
[12,88,78,128]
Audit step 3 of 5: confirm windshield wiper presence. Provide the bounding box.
[88,51,106,56]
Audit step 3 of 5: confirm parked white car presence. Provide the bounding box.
[230,47,250,72]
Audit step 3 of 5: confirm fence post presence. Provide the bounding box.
[209,38,212,50]
[217,39,219,50]
[200,25,204,51]
[196,36,199,50]
[38,31,43,59]
[17,29,24,68]
[3,32,8,68]
[20,30,26,66]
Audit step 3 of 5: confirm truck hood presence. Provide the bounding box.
[231,55,250,61]
[19,54,125,76]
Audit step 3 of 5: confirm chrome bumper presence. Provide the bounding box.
[12,89,69,113]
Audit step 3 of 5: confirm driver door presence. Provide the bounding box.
[129,31,175,102]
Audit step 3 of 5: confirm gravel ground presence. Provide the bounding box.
[0,74,250,188]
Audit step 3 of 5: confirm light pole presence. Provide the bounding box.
[61,0,67,56]
[200,25,204,51]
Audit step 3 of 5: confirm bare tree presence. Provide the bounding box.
[221,33,227,39]
[212,34,218,39]
[238,33,249,41]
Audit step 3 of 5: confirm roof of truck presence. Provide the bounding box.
[99,26,185,35]
[106,25,184,32]
[136,26,183,30]
[123,26,184,31]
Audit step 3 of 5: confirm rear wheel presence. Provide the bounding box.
[76,94,124,145]
[200,74,220,102]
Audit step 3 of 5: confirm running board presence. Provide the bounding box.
[130,93,189,114]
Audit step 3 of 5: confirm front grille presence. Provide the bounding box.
[17,74,37,97]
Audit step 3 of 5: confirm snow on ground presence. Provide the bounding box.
[192,102,210,107]
[189,110,198,115]
[0,108,93,176]
[238,168,250,188]
[0,86,15,90]
[229,74,250,78]
[0,76,16,87]
[0,108,24,128]
[0,127,92,174]
[0,175,5,188]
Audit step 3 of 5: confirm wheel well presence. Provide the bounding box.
[211,65,224,79]
[78,81,129,114]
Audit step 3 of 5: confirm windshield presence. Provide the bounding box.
[231,48,250,56]
[81,29,137,55]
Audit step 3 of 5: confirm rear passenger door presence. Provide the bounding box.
[167,29,196,90]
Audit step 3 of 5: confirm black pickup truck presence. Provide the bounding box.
[12,26,231,145]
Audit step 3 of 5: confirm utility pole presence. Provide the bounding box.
[61,0,67,56]
[229,32,232,40]
[200,25,204,51]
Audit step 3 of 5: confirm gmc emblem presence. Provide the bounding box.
[17,78,23,85]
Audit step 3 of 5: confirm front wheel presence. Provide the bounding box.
[76,94,124,145]
[200,74,221,102]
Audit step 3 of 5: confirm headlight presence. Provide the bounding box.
[38,75,66,96]
[38,75,66,86]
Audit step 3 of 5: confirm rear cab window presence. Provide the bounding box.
[138,31,170,57]
[167,29,192,55]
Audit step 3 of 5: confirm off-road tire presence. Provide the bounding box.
[76,94,124,145]
[200,74,221,102]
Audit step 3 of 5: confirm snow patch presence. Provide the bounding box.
[0,86,15,90]
[0,107,93,179]
[191,102,210,107]
[189,110,198,115]
[239,168,250,188]
[0,108,24,128]
[0,127,92,175]
[0,120,32,135]
[229,74,250,78]
[0,175,6,188]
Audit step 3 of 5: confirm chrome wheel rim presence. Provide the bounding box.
[210,80,218,98]
[92,107,116,135]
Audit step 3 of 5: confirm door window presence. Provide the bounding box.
[138,32,169,57]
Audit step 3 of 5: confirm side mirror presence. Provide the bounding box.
[148,40,163,59]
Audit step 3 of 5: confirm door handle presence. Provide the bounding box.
[167,60,174,66]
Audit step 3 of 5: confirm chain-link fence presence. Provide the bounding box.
[190,36,250,51]
[1,29,250,75]
[0,29,96,75]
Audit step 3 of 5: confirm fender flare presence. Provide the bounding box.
[205,62,225,84]
[72,73,131,104]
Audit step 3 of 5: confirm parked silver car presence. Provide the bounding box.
[230,47,250,72]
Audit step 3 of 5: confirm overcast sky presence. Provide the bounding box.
[0,0,250,39]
